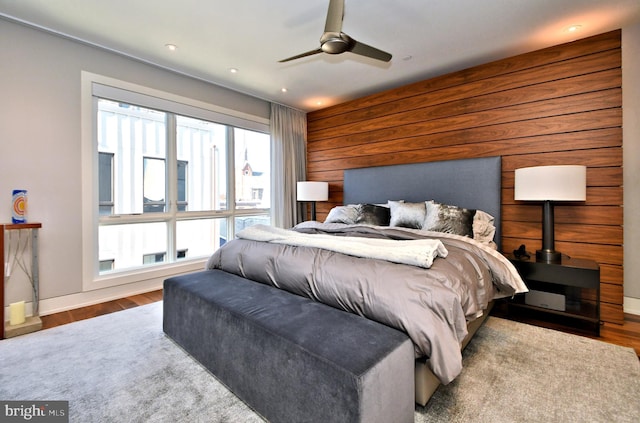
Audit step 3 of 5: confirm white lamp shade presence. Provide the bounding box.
[515,165,586,201]
[297,181,329,201]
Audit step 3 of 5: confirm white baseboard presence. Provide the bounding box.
[40,279,164,316]
[5,278,164,319]
[4,260,206,319]
[624,296,640,316]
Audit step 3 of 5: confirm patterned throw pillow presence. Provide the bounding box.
[423,200,476,238]
[388,200,426,229]
[355,204,391,226]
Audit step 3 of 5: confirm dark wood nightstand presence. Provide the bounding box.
[504,254,600,336]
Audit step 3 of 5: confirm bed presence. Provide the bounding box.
[163,156,527,421]
[340,155,509,402]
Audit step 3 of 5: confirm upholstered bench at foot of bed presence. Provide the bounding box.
[163,270,415,423]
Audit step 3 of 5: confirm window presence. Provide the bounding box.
[89,79,271,281]
[98,152,114,215]
[143,157,166,213]
[143,252,166,265]
[99,259,114,272]
[234,128,270,210]
[177,160,188,212]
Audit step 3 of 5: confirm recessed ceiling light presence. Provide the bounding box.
[305,98,330,108]
[229,68,239,74]
[165,44,177,51]
[281,88,288,93]
[565,25,582,33]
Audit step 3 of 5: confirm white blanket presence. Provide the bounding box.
[237,224,448,268]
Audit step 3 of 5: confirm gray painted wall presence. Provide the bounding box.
[0,19,269,310]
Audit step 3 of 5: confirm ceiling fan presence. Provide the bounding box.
[279,0,392,63]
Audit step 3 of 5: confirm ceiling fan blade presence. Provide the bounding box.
[324,0,344,33]
[349,39,392,62]
[279,48,323,63]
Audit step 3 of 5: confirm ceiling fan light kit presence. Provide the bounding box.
[279,0,392,63]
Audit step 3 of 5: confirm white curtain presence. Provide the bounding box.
[270,103,307,228]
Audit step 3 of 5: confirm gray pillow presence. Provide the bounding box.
[388,200,426,229]
[355,204,391,226]
[423,200,476,237]
[324,205,359,224]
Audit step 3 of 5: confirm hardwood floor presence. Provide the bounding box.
[40,290,163,330]
[39,290,640,357]
[598,313,640,357]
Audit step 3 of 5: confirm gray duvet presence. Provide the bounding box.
[205,222,526,384]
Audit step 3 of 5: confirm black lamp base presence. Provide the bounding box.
[536,249,562,264]
[310,201,317,221]
[537,200,561,264]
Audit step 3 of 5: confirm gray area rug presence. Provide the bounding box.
[1,302,638,422]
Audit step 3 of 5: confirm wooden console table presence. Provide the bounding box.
[1,223,42,339]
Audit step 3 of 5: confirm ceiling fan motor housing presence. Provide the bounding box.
[320,32,352,54]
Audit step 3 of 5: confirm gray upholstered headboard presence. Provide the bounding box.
[343,156,502,248]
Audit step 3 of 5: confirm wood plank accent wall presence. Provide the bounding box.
[306,30,623,324]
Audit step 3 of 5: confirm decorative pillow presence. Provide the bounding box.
[355,204,391,226]
[388,200,426,229]
[473,210,496,245]
[324,205,360,225]
[423,200,476,238]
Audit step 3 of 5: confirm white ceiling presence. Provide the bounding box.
[1,0,639,112]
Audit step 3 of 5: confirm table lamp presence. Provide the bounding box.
[514,165,586,263]
[297,181,328,221]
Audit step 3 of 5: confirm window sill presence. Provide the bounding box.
[84,258,207,292]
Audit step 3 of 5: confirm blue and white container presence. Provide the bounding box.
[12,189,27,224]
